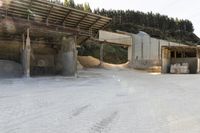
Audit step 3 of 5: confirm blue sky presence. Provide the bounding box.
[61,0,200,37]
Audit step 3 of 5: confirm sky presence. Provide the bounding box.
[61,0,200,37]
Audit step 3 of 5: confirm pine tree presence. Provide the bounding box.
[69,0,75,8]
[76,4,84,11]
[83,3,92,12]
[64,0,69,6]
[64,0,75,8]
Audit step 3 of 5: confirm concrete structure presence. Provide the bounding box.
[22,28,31,77]
[99,30,132,46]
[99,30,197,73]
[131,32,189,70]
[0,17,78,77]
[161,46,200,74]
[0,0,111,78]
[98,30,132,64]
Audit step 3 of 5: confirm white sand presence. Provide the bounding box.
[1,68,200,133]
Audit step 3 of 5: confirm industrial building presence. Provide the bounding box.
[0,0,111,78]
[161,46,200,74]
[99,30,200,74]
[0,0,198,78]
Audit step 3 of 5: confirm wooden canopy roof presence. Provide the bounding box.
[0,0,112,44]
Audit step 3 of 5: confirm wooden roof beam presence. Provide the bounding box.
[27,0,33,20]
[1,0,112,37]
[75,14,88,28]
[89,17,101,29]
[79,37,90,45]
[62,10,72,25]
[101,21,112,30]
[32,0,111,20]
[46,4,54,24]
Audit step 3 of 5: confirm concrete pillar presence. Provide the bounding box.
[22,28,31,77]
[100,43,104,63]
[196,48,200,73]
[59,36,76,76]
[128,46,132,63]
[174,51,177,59]
[161,47,171,73]
[128,34,135,67]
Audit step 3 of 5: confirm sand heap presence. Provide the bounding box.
[78,56,101,68]
[78,56,128,69]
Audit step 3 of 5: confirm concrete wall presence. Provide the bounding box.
[197,58,200,73]
[0,35,77,77]
[31,55,56,76]
[133,60,161,69]
[150,38,159,60]
[0,41,21,62]
[31,55,55,67]
[0,41,23,77]
[99,30,132,46]
[143,35,151,60]
[197,49,200,73]
[134,34,142,60]
[0,60,23,78]
[128,46,132,62]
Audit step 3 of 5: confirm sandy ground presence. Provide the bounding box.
[1,68,200,133]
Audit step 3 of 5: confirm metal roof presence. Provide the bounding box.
[0,0,111,39]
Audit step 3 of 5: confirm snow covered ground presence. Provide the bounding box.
[1,68,200,133]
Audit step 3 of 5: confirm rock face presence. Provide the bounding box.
[0,60,23,78]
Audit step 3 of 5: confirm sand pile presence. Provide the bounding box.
[77,60,83,70]
[101,62,129,69]
[78,56,128,69]
[78,56,101,68]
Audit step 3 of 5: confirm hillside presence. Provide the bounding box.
[94,9,200,45]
